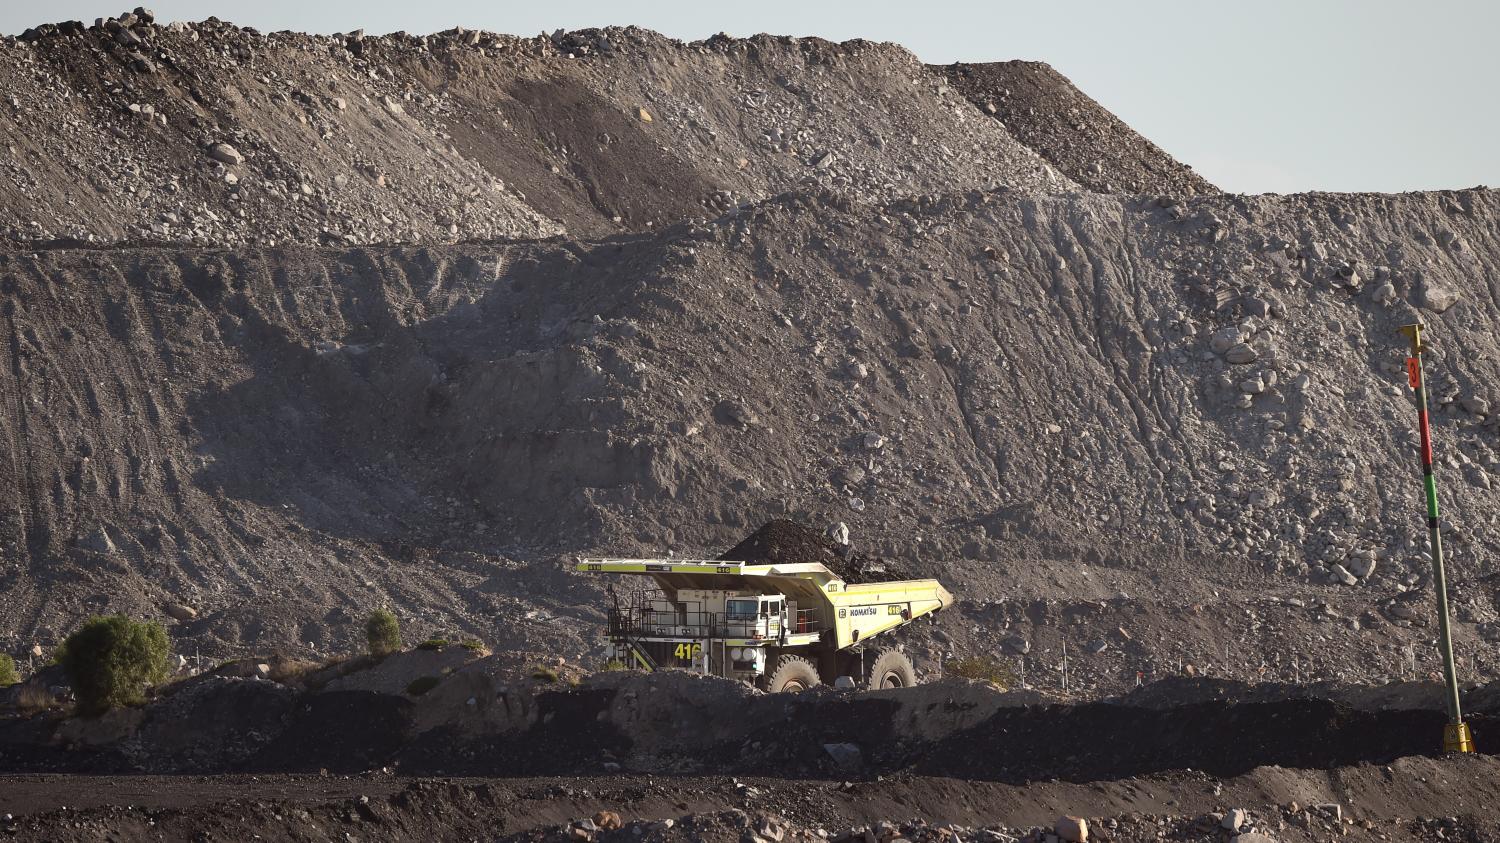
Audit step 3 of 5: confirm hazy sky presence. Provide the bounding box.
[5,1,1496,195]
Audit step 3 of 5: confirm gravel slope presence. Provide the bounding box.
[0,19,1072,247]
[3,186,1500,686]
[939,60,1220,197]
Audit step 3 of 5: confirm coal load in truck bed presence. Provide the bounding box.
[717,520,911,584]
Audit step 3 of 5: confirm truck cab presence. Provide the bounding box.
[618,588,803,679]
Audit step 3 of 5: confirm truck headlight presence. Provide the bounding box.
[731,648,744,661]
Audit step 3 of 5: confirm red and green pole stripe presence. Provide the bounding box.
[1402,323,1472,752]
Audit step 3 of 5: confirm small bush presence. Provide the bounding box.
[531,665,559,683]
[416,638,450,651]
[14,682,54,713]
[405,676,441,696]
[267,657,323,685]
[944,655,1015,689]
[365,610,401,657]
[57,615,171,716]
[602,658,628,672]
[0,654,17,687]
[460,639,487,653]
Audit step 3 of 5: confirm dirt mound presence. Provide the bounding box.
[0,18,1070,248]
[939,61,1219,197]
[717,520,910,584]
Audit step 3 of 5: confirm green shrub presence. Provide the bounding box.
[530,665,559,683]
[944,655,1015,689]
[405,676,441,696]
[416,638,449,651]
[365,610,401,657]
[460,639,487,652]
[602,658,628,672]
[57,615,171,715]
[0,653,17,687]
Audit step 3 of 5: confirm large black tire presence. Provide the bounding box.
[766,655,821,693]
[867,648,916,689]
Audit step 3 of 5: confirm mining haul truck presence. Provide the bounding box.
[576,557,952,691]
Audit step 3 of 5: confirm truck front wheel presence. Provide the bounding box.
[868,648,916,689]
[766,655,821,692]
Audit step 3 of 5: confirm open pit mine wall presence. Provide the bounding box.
[1,187,1497,635]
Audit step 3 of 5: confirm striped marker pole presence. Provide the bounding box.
[1399,323,1473,753]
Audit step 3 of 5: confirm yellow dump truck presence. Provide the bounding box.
[576,557,953,691]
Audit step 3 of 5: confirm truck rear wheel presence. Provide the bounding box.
[868,648,916,689]
[766,655,821,692]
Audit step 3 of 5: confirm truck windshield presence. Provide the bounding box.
[725,599,758,621]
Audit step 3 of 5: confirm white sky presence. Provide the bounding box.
[4,0,1497,195]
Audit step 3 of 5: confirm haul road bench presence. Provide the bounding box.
[576,557,953,691]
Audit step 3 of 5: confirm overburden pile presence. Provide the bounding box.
[0,12,1498,686]
[719,520,911,584]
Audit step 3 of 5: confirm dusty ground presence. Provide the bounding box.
[5,761,1500,842]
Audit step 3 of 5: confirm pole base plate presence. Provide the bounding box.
[1444,722,1475,753]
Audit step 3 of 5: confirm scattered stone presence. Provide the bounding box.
[1420,283,1462,313]
[823,742,862,771]
[593,811,622,831]
[1001,634,1030,655]
[637,107,653,123]
[1221,809,1247,832]
[1209,327,1240,354]
[1055,816,1088,842]
[207,142,243,165]
[1224,343,1258,364]
[1311,804,1342,822]
[826,522,850,546]
[163,602,198,622]
[715,400,759,427]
